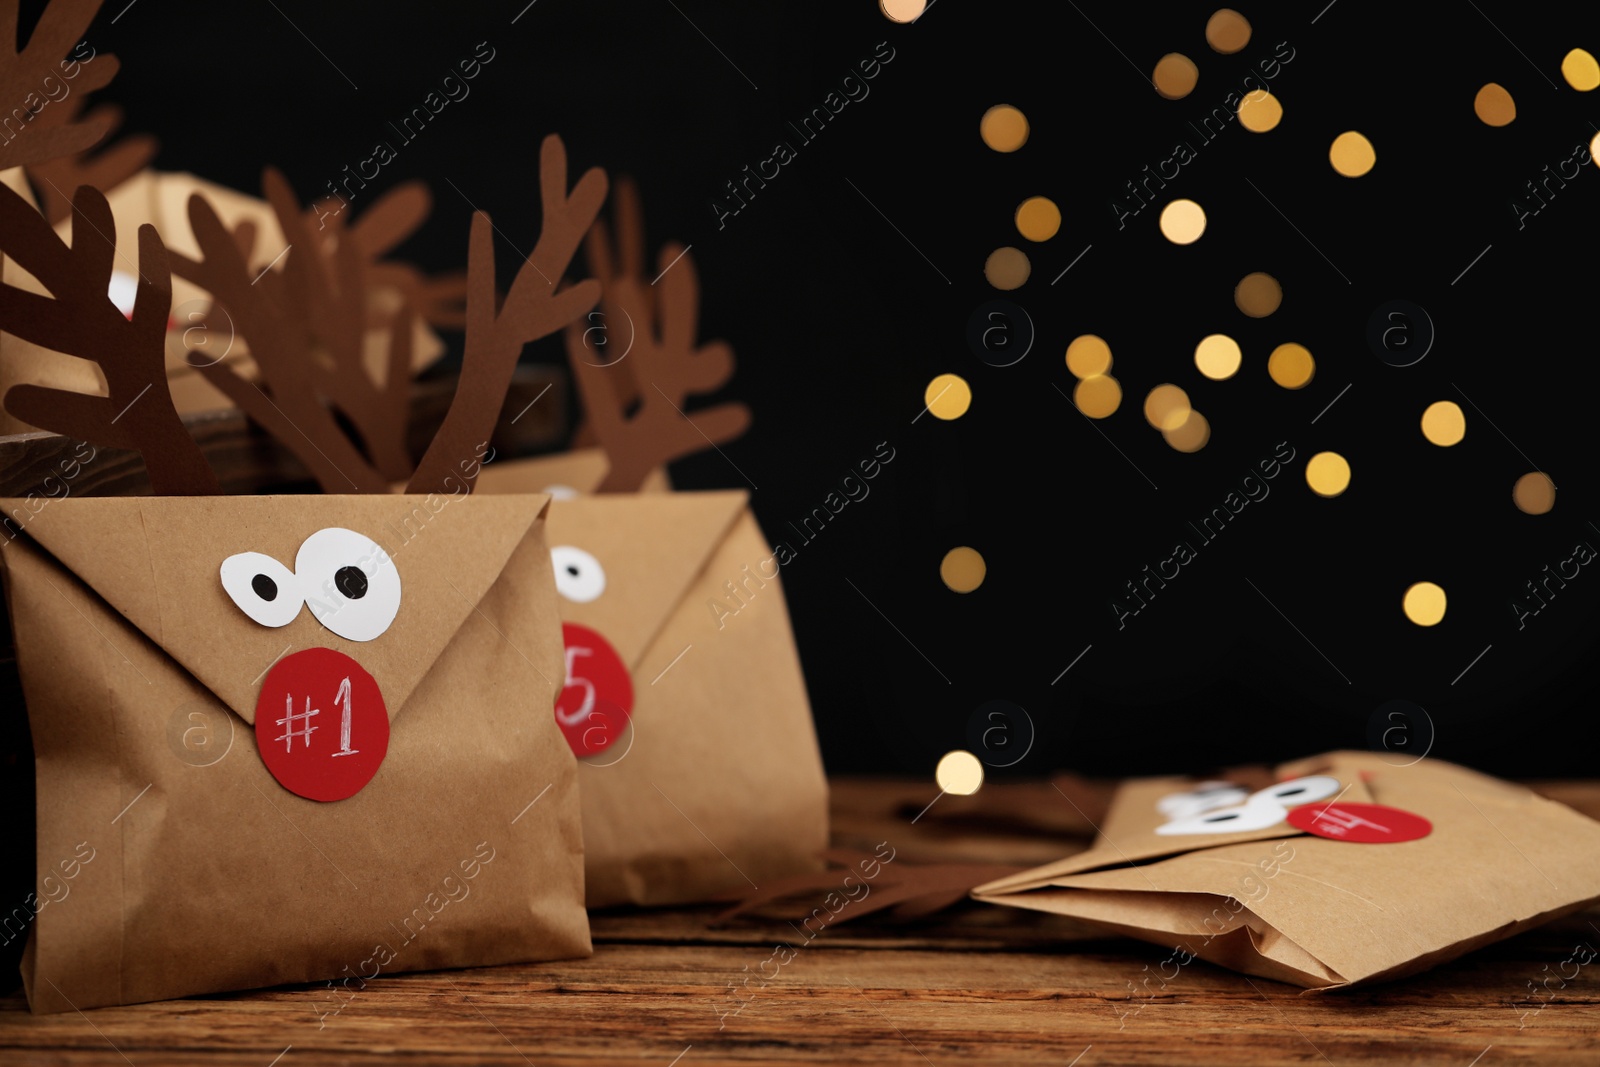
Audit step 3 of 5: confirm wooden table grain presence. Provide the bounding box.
[3,778,1599,1066]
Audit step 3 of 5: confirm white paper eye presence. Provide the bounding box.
[220,552,302,628]
[1156,781,1250,820]
[550,545,605,603]
[295,528,402,642]
[1263,775,1342,807]
[541,484,581,501]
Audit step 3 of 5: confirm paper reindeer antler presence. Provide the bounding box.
[407,135,606,495]
[566,177,751,493]
[0,182,219,494]
[711,851,1024,927]
[309,182,471,333]
[169,134,604,495]
[0,0,120,171]
[26,101,158,225]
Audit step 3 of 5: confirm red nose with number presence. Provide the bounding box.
[255,647,390,802]
[554,622,634,759]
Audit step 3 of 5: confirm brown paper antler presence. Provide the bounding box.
[566,177,750,493]
[0,0,120,171]
[406,134,606,495]
[309,182,470,332]
[25,102,158,224]
[0,182,218,494]
[170,172,391,493]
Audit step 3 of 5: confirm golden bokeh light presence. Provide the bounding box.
[1194,333,1242,380]
[1402,582,1447,627]
[879,0,926,22]
[1329,131,1376,177]
[1237,90,1283,132]
[1015,196,1061,242]
[940,547,986,593]
[1305,451,1351,497]
[1153,53,1199,100]
[1206,8,1251,53]
[1159,198,1207,244]
[980,104,1029,152]
[1163,410,1210,452]
[1074,374,1122,418]
[1235,272,1282,317]
[1066,334,1113,378]
[1267,342,1315,389]
[1473,82,1516,126]
[1420,401,1466,446]
[924,373,971,420]
[984,246,1031,289]
[1513,472,1557,515]
[1562,48,1600,91]
[935,750,984,795]
[1144,384,1191,431]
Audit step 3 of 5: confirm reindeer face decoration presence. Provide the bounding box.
[220,528,401,800]
[548,545,635,759]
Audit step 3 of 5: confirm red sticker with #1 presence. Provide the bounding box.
[1287,801,1431,843]
[255,647,390,802]
[555,622,634,759]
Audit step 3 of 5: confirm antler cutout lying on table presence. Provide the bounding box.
[406,133,607,495]
[0,182,218,494]
[566,176,751,493]
[0,0,120,171]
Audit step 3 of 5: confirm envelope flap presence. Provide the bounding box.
[542,491,748,669]
[974,769,1372,895]
[6,493,548,724]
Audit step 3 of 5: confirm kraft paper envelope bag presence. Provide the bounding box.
[973,751,1600,988]
[0,492,590,1013]
[515,488,828,908]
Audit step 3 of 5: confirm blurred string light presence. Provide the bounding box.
[1305,451,1351,497]
[1144,384,1191,431]
[1074,374,1122,418]
[1237,90,1282,132]
[1329,131,1376,177]
[980,104,1029,152]
[985,246,1030,289]
[1267,342,1315,389]
[1206,8,1251,53]
[1195,333,1242,379]
[1403,582,1447,626]
[925,373,971,420]
[879,0,927,22]
[1562,48,1600,91]
[1159,198,1206,244]
[1513,472,1556,515]
[1164,411,1210,452]
[1474,82,1516,126]
[1235,272,1281,317]
[940,547,986,592]
[1015,196,1061,241]
[935,750,984,795]
[1066,334,1112,377]
[1153,53,1199,100]
[1420,401,1466,446]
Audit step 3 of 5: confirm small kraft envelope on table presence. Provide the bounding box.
[473,179,830,908]
[973,750,1600,989]
[0,128,608,1011]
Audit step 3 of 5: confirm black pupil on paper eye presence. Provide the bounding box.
[566,565,581,577]
[251,574,278,602]
[336,566,369,599]
[1278,787,1305,797]
[1206,813,1240,822]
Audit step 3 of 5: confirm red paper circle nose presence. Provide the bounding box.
[555,622,634,759]
[255,648,390,802]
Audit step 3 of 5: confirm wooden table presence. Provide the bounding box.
[4,778,1599,1066]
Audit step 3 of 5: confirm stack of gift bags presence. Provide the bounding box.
[0,0,826,1013]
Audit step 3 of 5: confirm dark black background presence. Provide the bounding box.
[59,0,1600,778]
